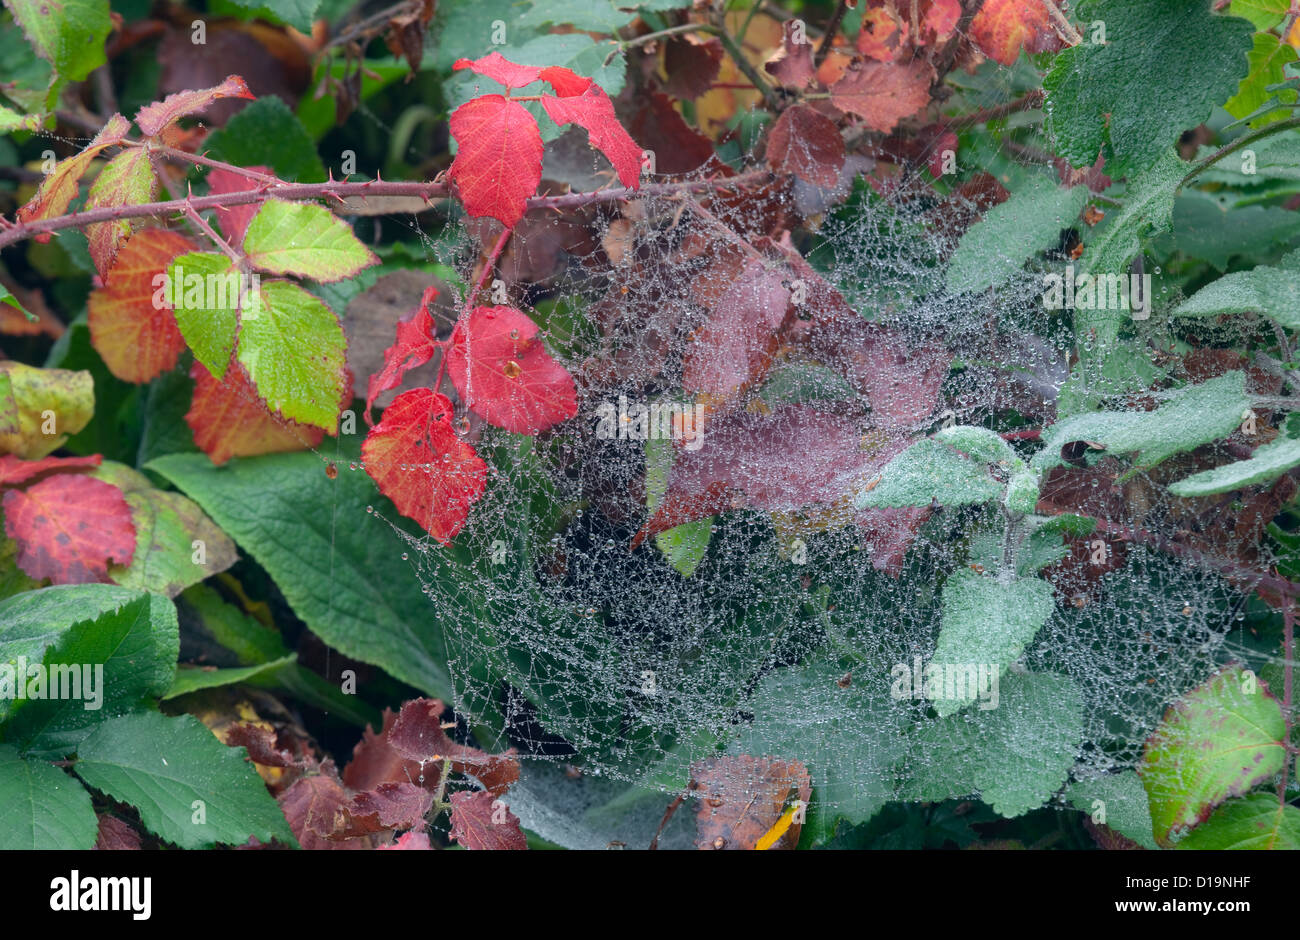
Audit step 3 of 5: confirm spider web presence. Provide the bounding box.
[342,43,1284,848]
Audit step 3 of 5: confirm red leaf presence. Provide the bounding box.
[447,790,527,850]
[541,86,643,188]
[385,698,520,797]
[185,361,325,465]
[856,5,909,62]
[206,164,271,246]
[3,474,135,584]
[448,95,544,228]
[277,764,378,851]
[971,0,1062,67]
[0,454,102,488]
[87,228,195,384]
[365,286,441,422]
[766,104,846,188]
[446,306,577,434]
[453,52,543,90]
[134,76,255,137]
[335,782,433,836]
[828,59,935,133]
[625,91,716,176]
[765,20,816,87]
[360,389,488,544]
[538,65,593,97]
[920,0,962,45]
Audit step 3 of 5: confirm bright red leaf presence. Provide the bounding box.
[3,474,135,584]
[538,65,593,97]
[134,75,255,137]
[453,52,543,90]
[447,790,527,850]
[360,389,488,544]
[541,86,643,188]
[0,453,102,488]
[365,286,441,422]
[446,305,577,434]
[86,228,195,384]
[448,95,544,228]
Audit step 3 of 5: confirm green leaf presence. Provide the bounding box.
[73,710,296,848]
[0,583,146,722]
[3,593,179,759]
[1165,191,1300,271]
[934,424,1020,466]
[1177,793,1300,849]
[147,450,455,702]
[1226,33,1298,129]
[927,570,1056,717]
[218,0,318,38]
[242,200,378,282]
[178,583,288,665]
[645,435,710,577]
[168,252,241,379]
[945,178,1088,294]
[1043,0,1254,174]
[1228,0,1288,31]
[1169,433,1300,497]
[0,102,43,133]
[1077,148,1185,285]
[236,280,347,433]
[734,655,911,841]
[519,0,636,33]
[1034,372,1254,475]
[4,0,111,83]
[205,96,327,183]
[1140,665,1286,846]
[1170,260,1300,329]
[0,744,97,849]
[164,655,296,700]
[856,438,1003,509]
[1066,771,1159,849]
[1016,514,1095,576]
[903,671,1084,818]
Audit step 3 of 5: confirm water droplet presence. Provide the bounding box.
[402,552,409,561]
[366,505,374,513]
[325,461,338,479]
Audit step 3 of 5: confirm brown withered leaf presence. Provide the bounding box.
[663,34,723,100]
[325,782,433,839]
[764,19,816,88]
[766,104,846,188]
[828,59,935,133]
[447,790,528,850]
[385,0,435,73]
[278,761,385,850]
[690,755,811,850]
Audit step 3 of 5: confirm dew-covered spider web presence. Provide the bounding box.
[332,47,1287,849]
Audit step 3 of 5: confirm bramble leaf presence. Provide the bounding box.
[448,96,545,228]
[0,362,93,459]
[87,228,195,384]
[242,200,378,283]
[360,389,488,544]
[185,361,324,465]
[133,75,254,138]
[83,149,158,278]
[2,473,135,584]
[0,745,97,849]
[446,305,577,434]
[1140,666,1286,846]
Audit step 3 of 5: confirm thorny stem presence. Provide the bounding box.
[463,225,512,315]
[0,170,775,252]
[619,22,708,51]
[181,202,243,268]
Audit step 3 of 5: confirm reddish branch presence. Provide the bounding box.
[0,169,776,252]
